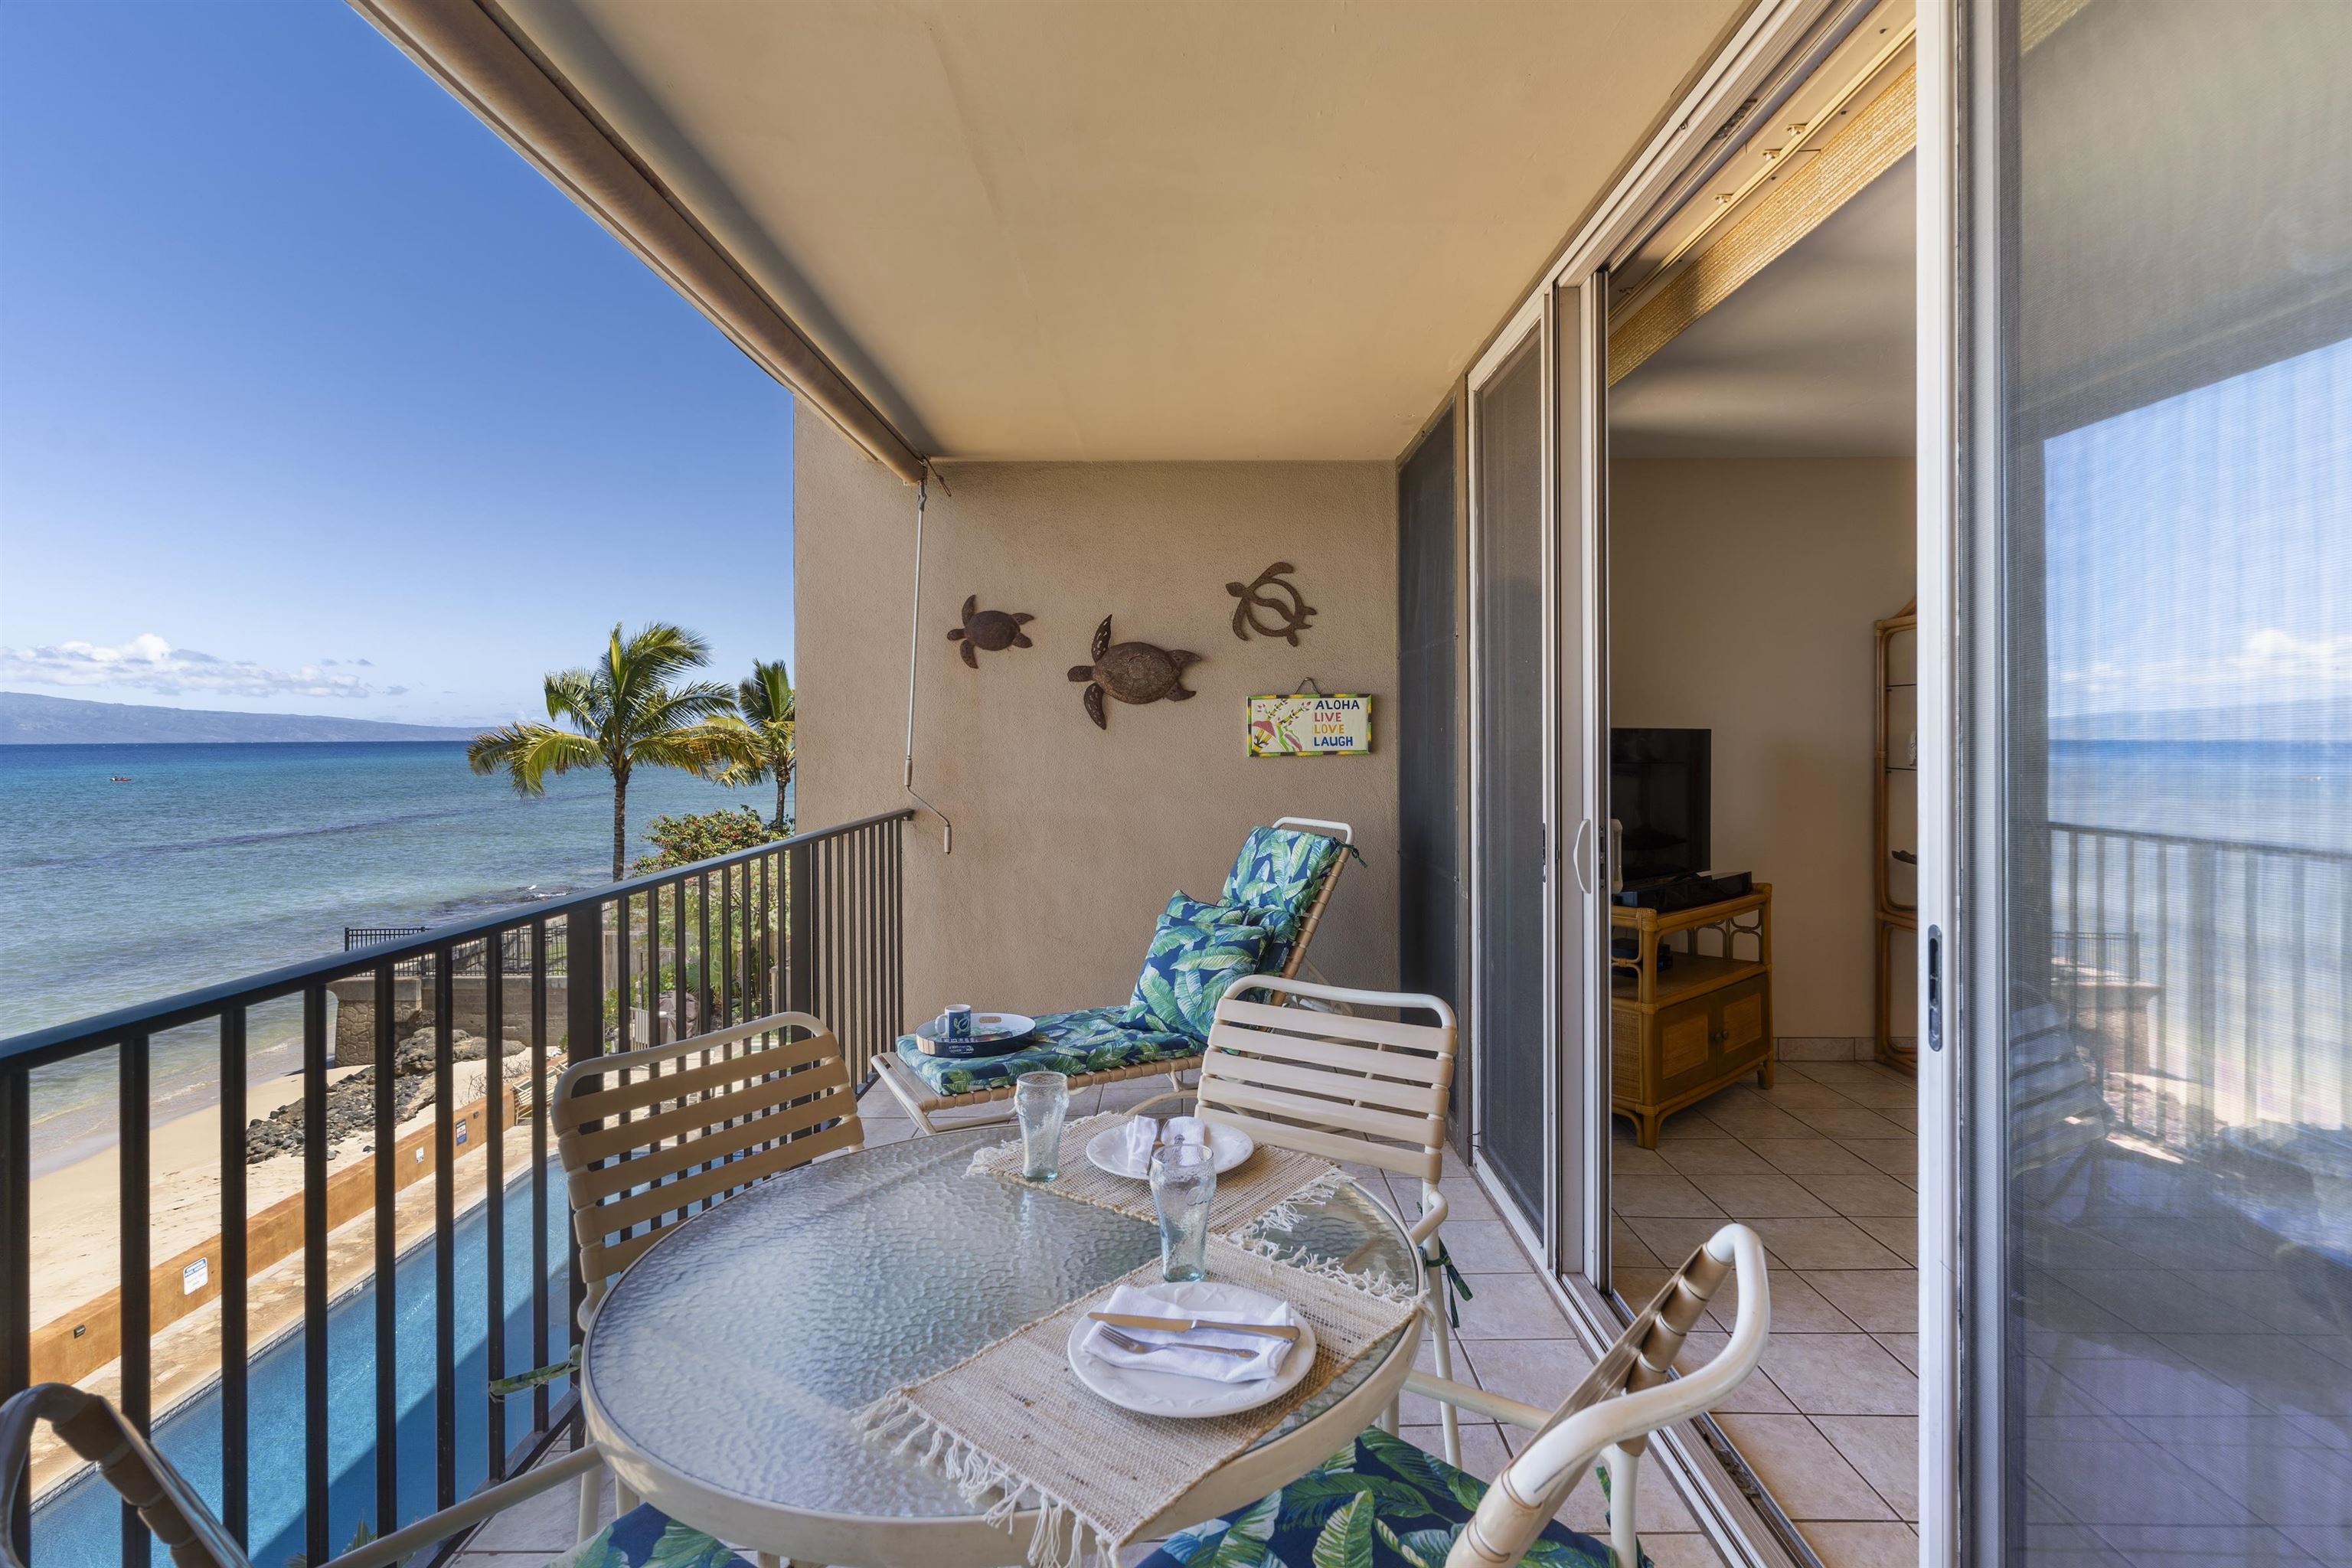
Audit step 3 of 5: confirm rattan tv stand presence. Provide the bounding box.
[1610,885,1773,1148]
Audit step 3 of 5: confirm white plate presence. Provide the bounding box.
[1085,1120,1256,1180]
[1063,1281,1318,1419]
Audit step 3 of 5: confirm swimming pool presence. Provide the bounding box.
[34,1164,570,1566]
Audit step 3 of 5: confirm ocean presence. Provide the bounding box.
[0,742,769,1171]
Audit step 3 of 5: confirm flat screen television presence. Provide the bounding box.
[1610,728,1710,884]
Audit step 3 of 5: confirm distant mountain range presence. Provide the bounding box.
[0,692,480,744]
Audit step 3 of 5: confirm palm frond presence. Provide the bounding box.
[467,724,602,795]
[738,659,794,727]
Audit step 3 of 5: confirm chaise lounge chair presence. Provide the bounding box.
[871,817,1354,1134]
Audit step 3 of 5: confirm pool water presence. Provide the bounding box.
[34,1164,571,1566]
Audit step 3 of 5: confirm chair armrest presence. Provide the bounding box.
[1403,1371,1551,1432]
[1408,1187,1449,1249]
[326,1443,606,1568]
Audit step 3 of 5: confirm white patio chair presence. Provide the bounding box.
[1132,975,1466,1466]
[1135,1222,1771,1568]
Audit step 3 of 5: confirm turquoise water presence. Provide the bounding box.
[0,742,769,1166]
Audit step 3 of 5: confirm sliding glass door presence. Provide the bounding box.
[1957,2,2352,1562]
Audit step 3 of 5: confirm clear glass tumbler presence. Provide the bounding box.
[1014,1070,1069,1181]
[1151,1142,1218,1282]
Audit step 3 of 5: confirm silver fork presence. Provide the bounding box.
[1096,1325,1255,1361]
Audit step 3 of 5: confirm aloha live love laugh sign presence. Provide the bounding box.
[1246,692,1373,756]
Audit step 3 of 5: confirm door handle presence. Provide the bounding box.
[1571,818,1594,894]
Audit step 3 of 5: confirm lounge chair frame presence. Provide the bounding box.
[872,816,1354,1133]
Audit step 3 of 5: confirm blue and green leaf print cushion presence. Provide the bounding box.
[545,1502,750,1568]
[1126,910,1274,1041]
[1138,1426,1625,1568]
[1162,890,1259,928]
[894,1005,1198,1096]
[1221,826,1343,946]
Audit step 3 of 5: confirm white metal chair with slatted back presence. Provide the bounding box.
[1139,974,1465,1465]
[552,1008,863,1553]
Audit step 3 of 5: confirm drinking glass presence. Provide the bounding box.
[1014,1071,1069,1181]
[1151,1142,1217,1282]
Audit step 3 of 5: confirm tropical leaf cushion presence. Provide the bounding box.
[1126,910,1275,1040]
[544,1502,750,1568]
[894,1005,1201,1096]
[1221,826,1344,969]
[1163,890,1262,929]
[1138,1427,1619,1568]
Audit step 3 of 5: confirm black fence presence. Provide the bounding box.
[2049,820,2352,1151]
[0,808,909,1566]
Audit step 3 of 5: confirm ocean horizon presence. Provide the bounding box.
[0,740,776,1172]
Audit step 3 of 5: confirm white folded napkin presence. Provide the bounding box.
[1080,1285,1298,1384]
[1115,1115,1210,1174]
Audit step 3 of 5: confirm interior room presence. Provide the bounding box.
[1602,119,1923,1568]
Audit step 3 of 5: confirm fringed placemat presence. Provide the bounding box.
[968,1111,1345,1236]
[859,1236,1421,1566]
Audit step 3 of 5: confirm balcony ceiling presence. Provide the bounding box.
[487,0,1747,461]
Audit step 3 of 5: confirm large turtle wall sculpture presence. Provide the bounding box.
[946,595,1034,668]
[1067,615,1200,730]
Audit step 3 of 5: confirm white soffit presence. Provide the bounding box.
[486,0,1747,461]
[1609,152,1914,459]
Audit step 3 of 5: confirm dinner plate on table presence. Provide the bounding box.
[1063,1280,1317,1419]
[1085,1120,1256,1180]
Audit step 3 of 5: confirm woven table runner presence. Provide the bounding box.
[968,1111,1345,1237]
[861,1235,1421,1566]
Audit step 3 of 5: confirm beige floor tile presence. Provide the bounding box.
[1707,1269,1860,1334]
[1876,1105,1919,1132]
[1613,1174,1730,1218]
[1873,1332,1919,1372]
[1746,1140,1877,1179]
[1814,1415,1919,1521]
[1795,1171,1916,1218]
[1747,1217,1908,1271]
[1401,1419,1511,1480]
[1676,1330,1797,1412]
[1757,1334,1918,1416]
[1802,1521,1921,1568]
[1713,1414,1894,1521]
[1657,1140,1776,1178]
[1452,1273,1577,1339]
[1824,1080,1916,1109]
[1838,1139,1918,1181]
[1854,1216,1919,1264]
[1640,1533,1733,1568]
[1687,1171,1835,1220]
[1755,1079,1864,1110]
[1626,1215,1733,1264]
[1441,1218,1537,1272]
[1614,1218,1665,1269]
[1461,1336,1598,1407]
[1399,1334,1461,1426]
[462,1455,612,1552]
[1699,1102,1818,1142]
[1438,1170,1504,1225]
[1549,1456,1701,1535]
[1614,1143,1678,1177]
[1785,1106,1910,1141]
[1658,1108,1740,1142]
[1802,1271,1917,1334]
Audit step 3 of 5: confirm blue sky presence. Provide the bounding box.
[2043,335,2352,724]
[0,0,794,730]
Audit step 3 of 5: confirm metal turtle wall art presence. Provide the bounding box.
[1227,560,1317,645]
[946,595,1034,668]
[1067,615,1201,730]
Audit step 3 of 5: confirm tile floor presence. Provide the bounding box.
[449,1074,1746,1566]
[1612,1057,1922,1568]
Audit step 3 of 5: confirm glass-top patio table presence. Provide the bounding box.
[580,1124,1424,1566]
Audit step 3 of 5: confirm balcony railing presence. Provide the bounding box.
[2049,819,2352,1150]
[0,808,910,1566]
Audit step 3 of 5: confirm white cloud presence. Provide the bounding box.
[2055,626,2352,714]
[1,634,381,700]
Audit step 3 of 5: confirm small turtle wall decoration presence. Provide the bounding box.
[1227,560,1317,645]
[946,595,1034,668]
[1067,615,1201,730]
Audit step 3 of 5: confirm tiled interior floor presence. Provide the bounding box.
[1612,1057,1921,1568]
[449,1075,1740,1567]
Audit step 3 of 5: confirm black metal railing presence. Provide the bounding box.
[0,808,909,1566]
[2049,820,2352,1150]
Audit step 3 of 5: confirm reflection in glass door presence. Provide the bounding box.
[1470,324,1550,1233]
[1967,2,2352,1563]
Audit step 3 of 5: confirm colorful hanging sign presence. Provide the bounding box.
[1247,692,1372,756]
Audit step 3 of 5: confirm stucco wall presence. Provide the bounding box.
[1609,457,1915,1040]
[794,406,1400,1027]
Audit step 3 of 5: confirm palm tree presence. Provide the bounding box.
[469,622,739,880]
[705,658,796,831]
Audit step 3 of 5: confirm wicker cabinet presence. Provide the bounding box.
[1610,886,1773,1148]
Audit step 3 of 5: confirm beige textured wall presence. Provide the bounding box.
[1609,458,1914,1038]
[794,406,1400,1027]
